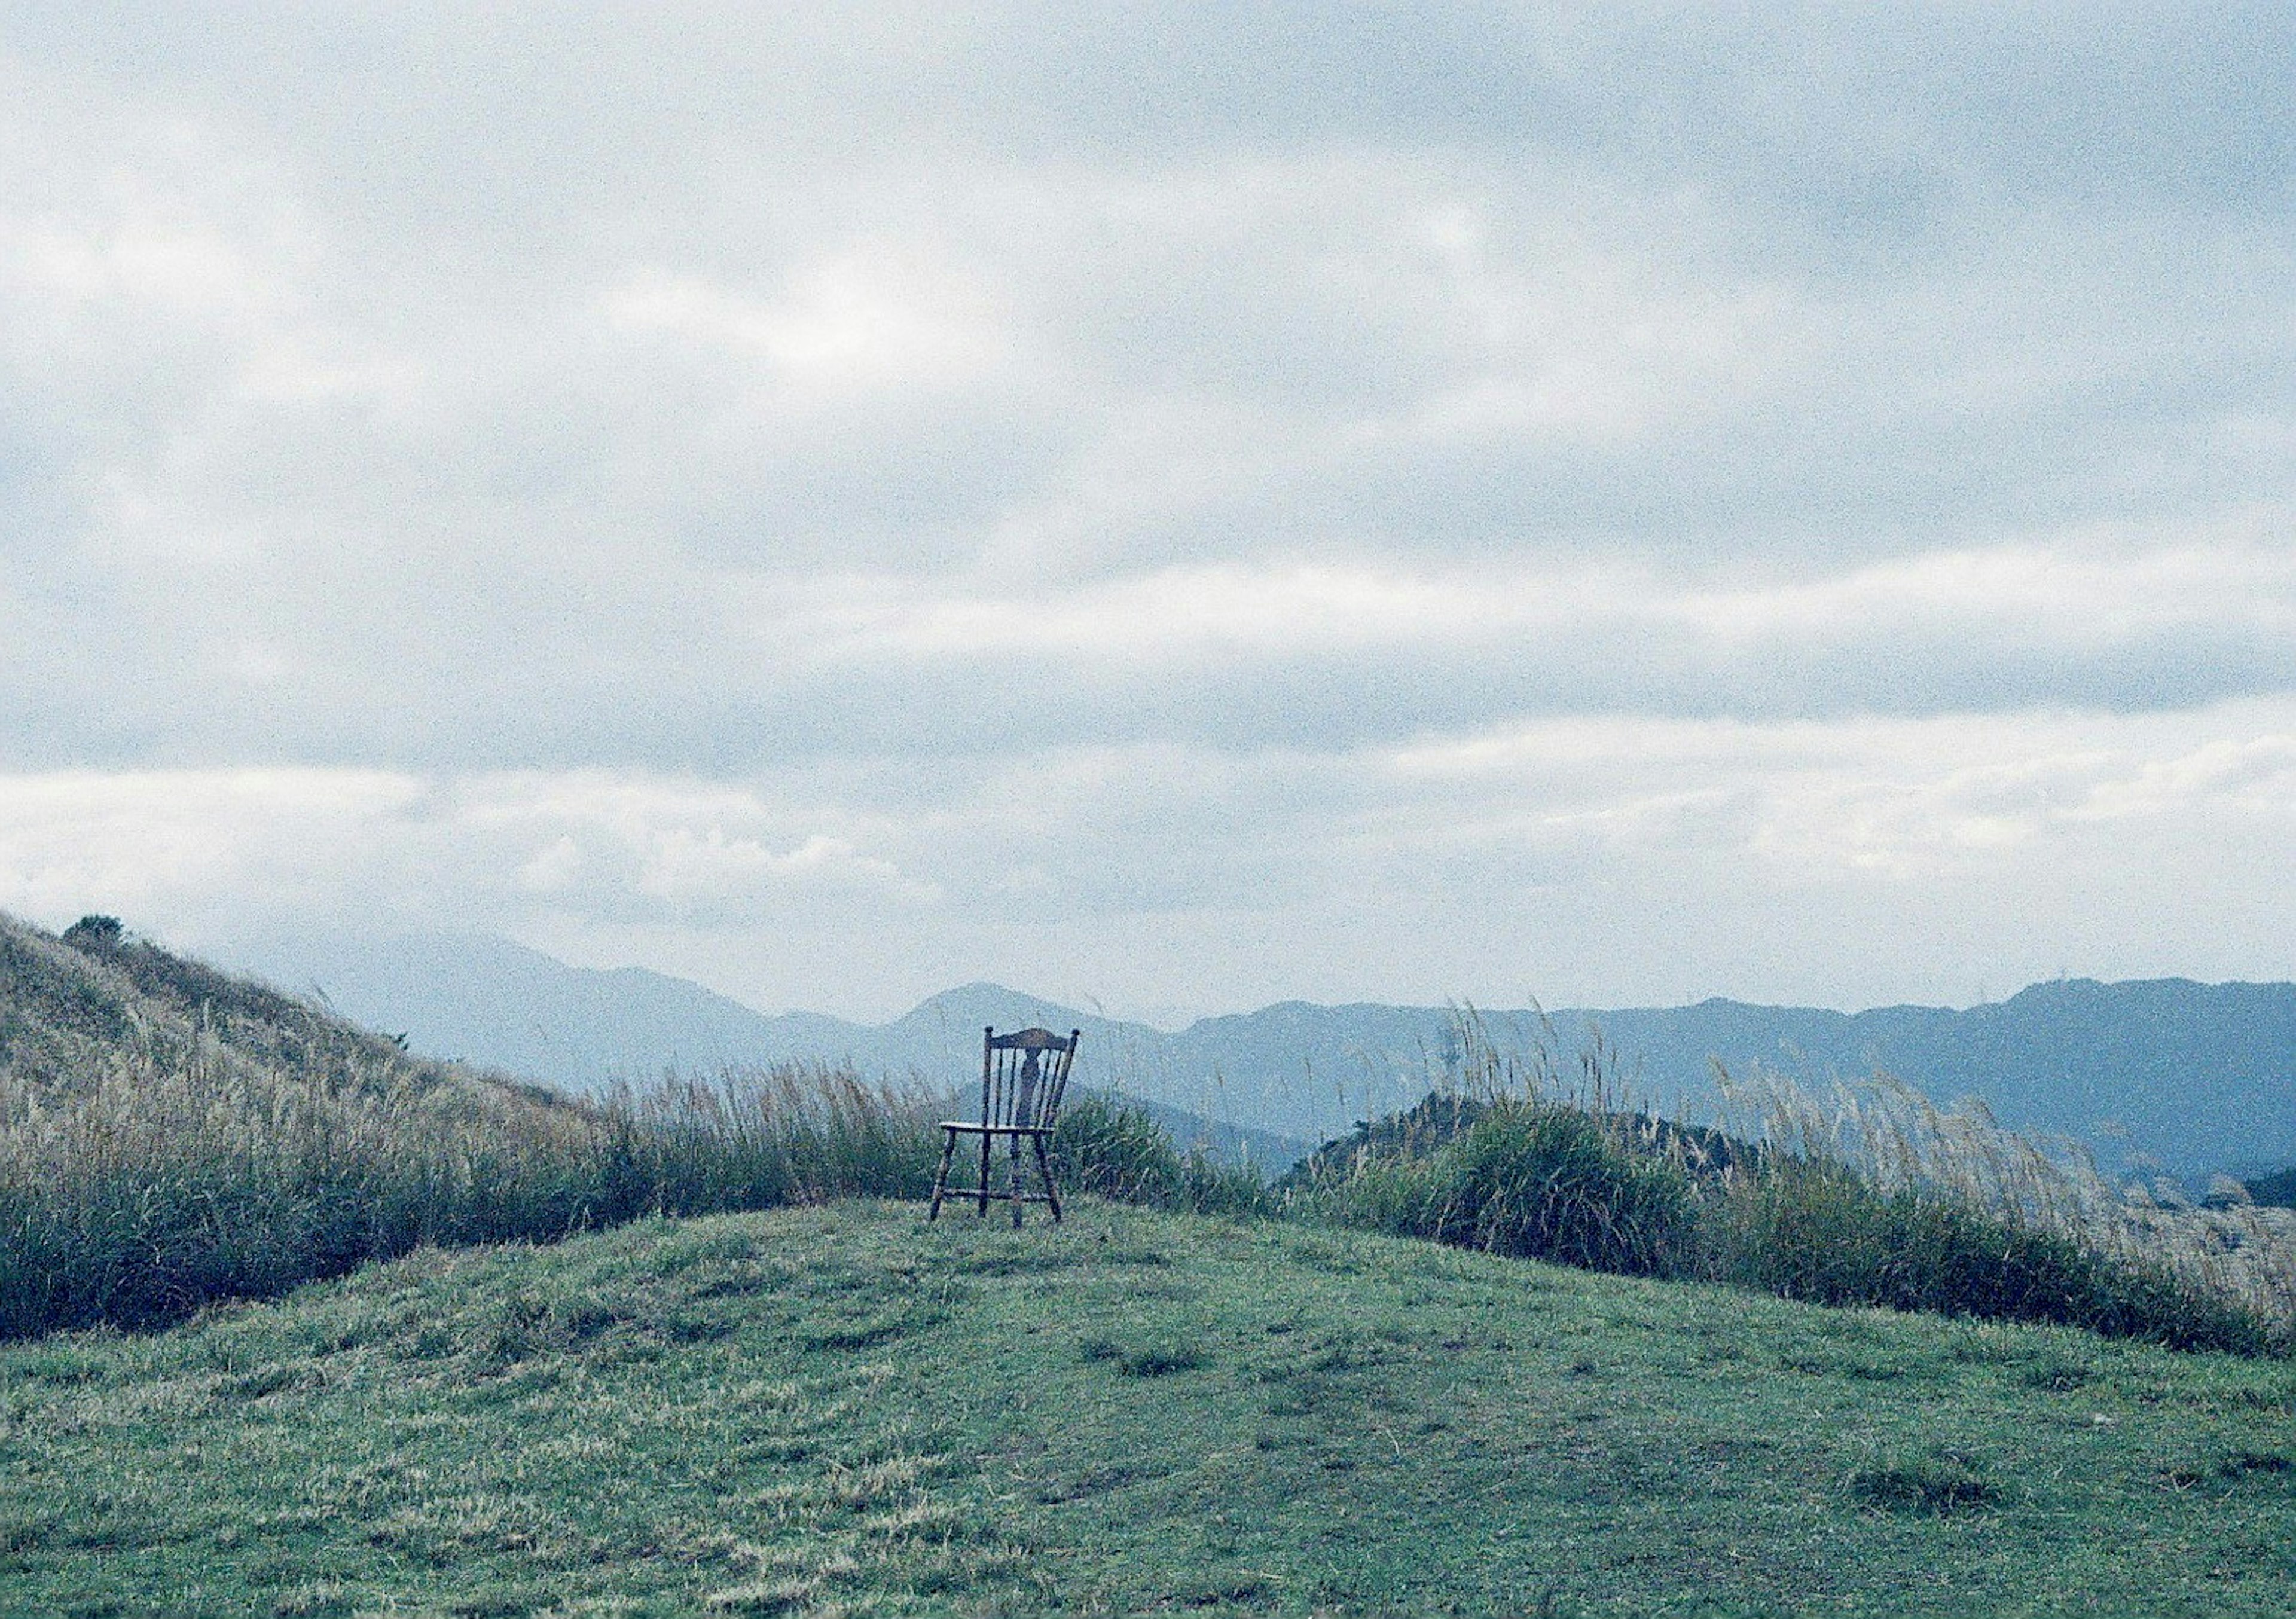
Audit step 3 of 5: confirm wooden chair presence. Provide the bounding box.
[929,1025,1080,1226]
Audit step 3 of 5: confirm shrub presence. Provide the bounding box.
[1285,1065,2281,1352]
[1713,1065,2290,1352]
[1436,1102,1696,1275]
[1296,1097,1696,1278]
[2246,1166,2296,1209]
[1711,1156,2273,1354]
[1052,1093,1271,1217]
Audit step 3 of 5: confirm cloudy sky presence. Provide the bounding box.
[1,4,2291,1024]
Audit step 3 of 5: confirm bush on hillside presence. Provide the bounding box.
[0,1054,600,1337]
[1286,1071,2282,1354]
[1712,1157,2271,1354]
[1437,1102,1696,1274]
[1294,1097,1697,1276]
[1052,1093,1271,1217]
[2246,1166,2296,1209]
[0,1040,938,1340]
[59,914,123,952]
[1278,1092,1490,1186]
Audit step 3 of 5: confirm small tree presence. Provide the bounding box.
[61,915,124,952]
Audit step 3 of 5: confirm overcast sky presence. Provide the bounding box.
[1,4,2291,1024]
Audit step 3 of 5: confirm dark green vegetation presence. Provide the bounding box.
[1280,1094,2279,1354]
[1293,1101,1694,1276]
[2248,1165,2296,1208]
[1709,1160,2263,1348]
[5,1201,2295,1616]
[1050,1093,1272,1217]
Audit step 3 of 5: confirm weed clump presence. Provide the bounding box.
[1290,1099,1694,1276]
[0,912,952,1339]
[1711,1158,2270,1352]
[1079,1334,1205,1377]
[1052,1093,1271,1218]
[1848,1452,2002,1515]
[0,1052,937,1342]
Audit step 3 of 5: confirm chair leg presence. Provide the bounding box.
[976,1132,993,1217]
[929,1128,957,1221]
[1032,1132,1062,1224]
[1009,1131,1026,1227]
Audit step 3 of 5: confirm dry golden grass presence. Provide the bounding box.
[0,911,941,1336]
[1720,1064,2296,1330]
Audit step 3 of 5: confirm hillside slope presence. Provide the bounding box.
[3,1200,2292,1617]
[0,913,496,1109]
[0,914,614,1337]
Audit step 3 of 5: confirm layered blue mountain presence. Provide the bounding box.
[224,934,2294,1183]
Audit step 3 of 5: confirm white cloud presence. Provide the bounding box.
[0,7,2292,1015]
[4,695,2289,1019]
[603,251,1015,398]
[517,835,584,893]
[639,829,932,908]
[1380,701,2296,886]
[744,524,2296,714]
[0,768,425,924]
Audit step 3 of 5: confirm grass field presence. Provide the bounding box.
[5,1201,2294,1617]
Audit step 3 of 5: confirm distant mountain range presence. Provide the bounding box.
[223,933,2296,1183]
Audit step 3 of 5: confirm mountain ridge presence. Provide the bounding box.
[219,931,2295,1183]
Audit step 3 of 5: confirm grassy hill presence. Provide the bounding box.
[5,1199,2294,1617]
[7,909,2291,1351]
[0,913,491,1107]
[0,912,927,1340]
[8,911,2295,1613]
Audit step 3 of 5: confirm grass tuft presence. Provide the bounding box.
[1051,1092,1272,1217]
[1079,1334,1207,1377]
[1848,1451,2004,1515]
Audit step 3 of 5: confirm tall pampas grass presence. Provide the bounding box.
[0,1033,936,1340]
[1717,1062,2296,1336]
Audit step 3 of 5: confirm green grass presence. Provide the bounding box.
[5,1200,2295,1617]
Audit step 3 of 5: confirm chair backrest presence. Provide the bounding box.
[981,1025,1081,1131]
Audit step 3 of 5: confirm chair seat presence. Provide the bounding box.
[932,1189,1060,1204]
[937,1120,1053,1135]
